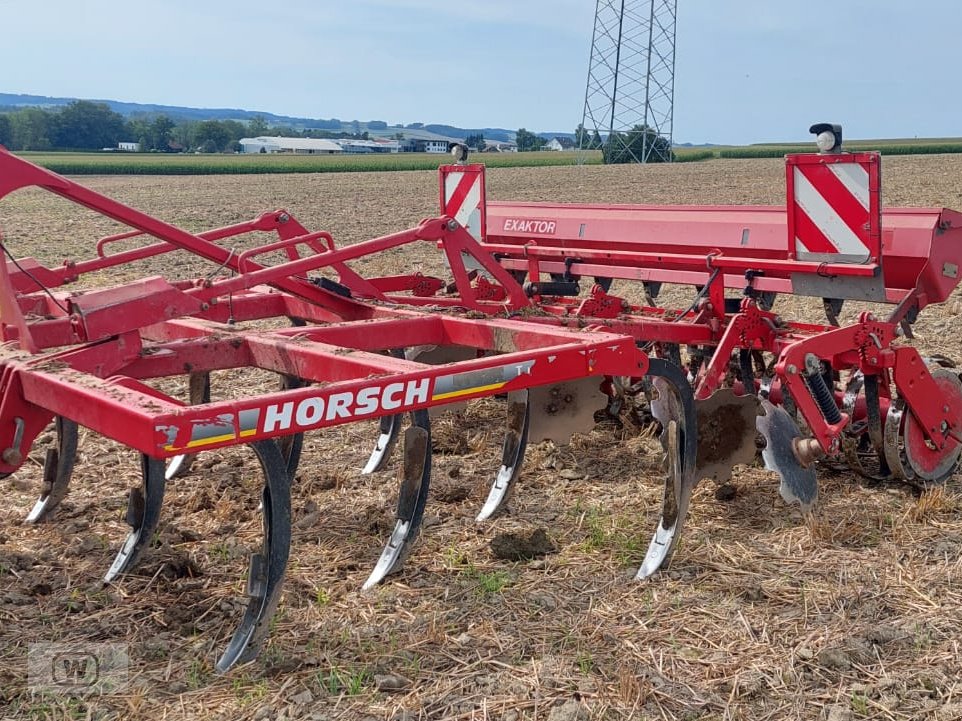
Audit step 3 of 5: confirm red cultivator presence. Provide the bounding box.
[1,125,960,670]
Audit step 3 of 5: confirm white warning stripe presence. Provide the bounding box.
[828,162,870,210]
[454,180,481,229]
[793,168,870,257]
[444,171,481,229]
[444,171,463,204]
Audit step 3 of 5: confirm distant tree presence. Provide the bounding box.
[193,120,232,152]
[367,120,387,130]
[591,129,603,149]
[53,101,127,150]
[393,131,405,141]
[247,115,269,136]
[464,132,485,150]
[221,120,248,150]
[575,123,592,150]
[351,120,361,135]
[602,124,673,164]
[149,115,175,151]
[515,128,545,152]
[406,122,424,129]
[126,118,151,150]
[0,114,11,147]
[9,108,53,150]
[171,121,195,151]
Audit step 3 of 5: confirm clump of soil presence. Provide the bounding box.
[490,528,556,561]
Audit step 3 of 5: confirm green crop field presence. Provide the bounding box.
[15,138,962,175]
[16,150,604,175]
[707,137,962,159]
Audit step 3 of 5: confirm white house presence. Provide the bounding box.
[239,137,342,154]
[545,137,575,151]
[118,141,140,152]
[420,140,450,153]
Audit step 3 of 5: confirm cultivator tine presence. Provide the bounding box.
[662,343,683,370]
[755,399,818,511]
[277,375,305,477]
[823,298,843,326]
[841,372,892,481]
[477,390,530,521]
[362,349,406,474]
[104,454,167,583]
[363,347,468,474]
[215,439,292,673]
[862,374,891,478]
[882,400,910,482]
[636,358,697,579]
[362,414,401,475]
[165,372,211,480]
[25,417,79,523]
[362,410,431,590]
[737,349,755,392]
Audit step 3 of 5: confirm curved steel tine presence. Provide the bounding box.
[165,372,211,480]
[277,374,305,478]
[362,413,401,475]
[862,374,892,478]
[216,439,292,672]
[26,417,79,523]
[477,390,530,521]
[362,409,431,590]
[104,454,167,583]
[362,349,406,474]
[636,358,698,579]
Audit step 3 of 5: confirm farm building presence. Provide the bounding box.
[239,137,342,154]
[117,141,140,152]
[483,140,518,152]
[545,137,575,151]
[334,139,399,154]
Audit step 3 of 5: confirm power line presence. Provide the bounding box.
[580,0,677,163]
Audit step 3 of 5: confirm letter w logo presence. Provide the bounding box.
[52,653,98,687]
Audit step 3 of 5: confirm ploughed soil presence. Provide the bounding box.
[1,155,962,721]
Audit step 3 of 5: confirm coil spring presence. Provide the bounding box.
[805,364,842,425]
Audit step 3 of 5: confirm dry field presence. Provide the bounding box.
[1,156,962,721]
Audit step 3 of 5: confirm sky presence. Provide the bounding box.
[1,0,960,145]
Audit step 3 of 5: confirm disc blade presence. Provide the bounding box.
[755,399,818,511]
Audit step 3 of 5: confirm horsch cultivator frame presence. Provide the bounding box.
[1,124,960,670]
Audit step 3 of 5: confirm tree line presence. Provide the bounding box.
[0,100,673,162]
[0,101,376,153]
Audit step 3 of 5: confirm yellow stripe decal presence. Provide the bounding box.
[432,381,507,401]
[185,432,237,449]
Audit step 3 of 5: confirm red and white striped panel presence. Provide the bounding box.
[787,153,880,263]
[440,164,486,242]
